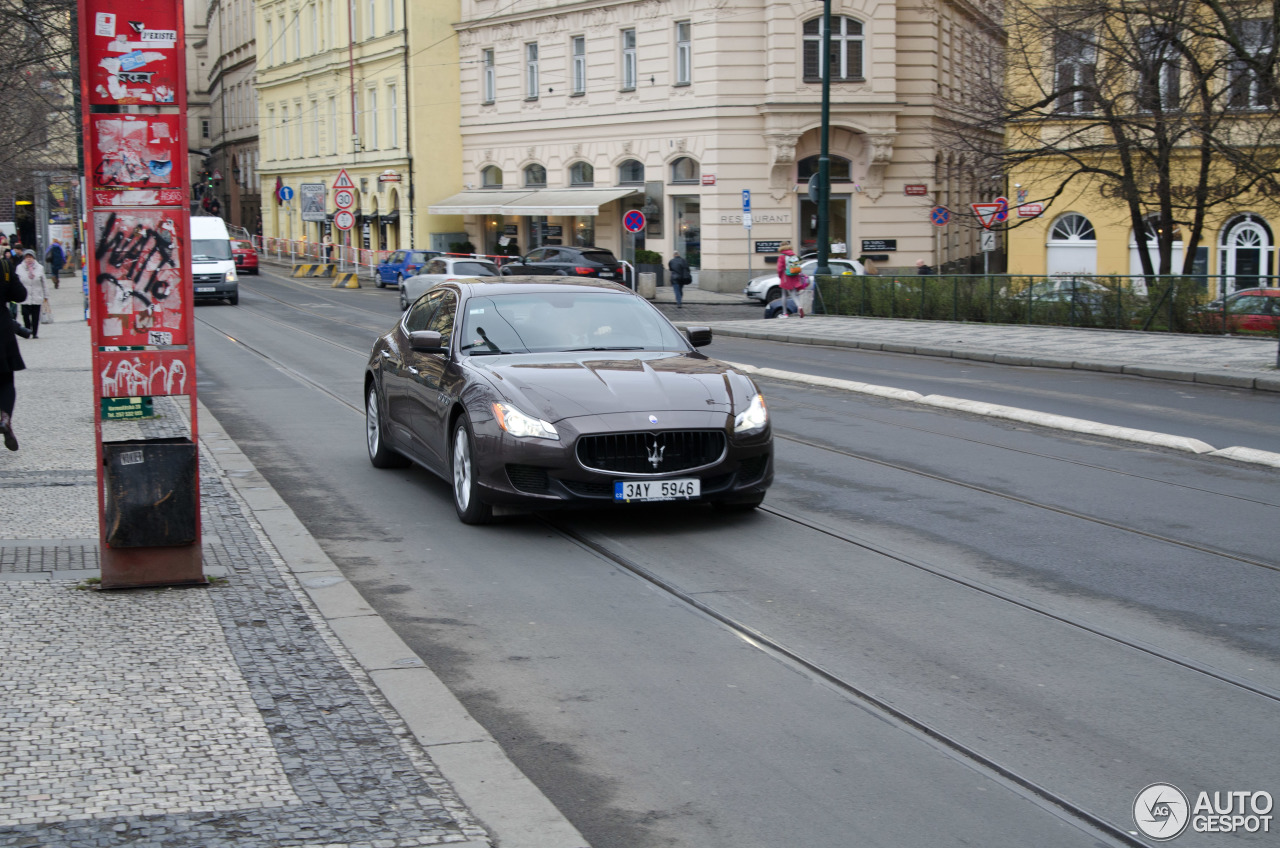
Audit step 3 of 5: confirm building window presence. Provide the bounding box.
[279,14,287,61]
[388,83,398,147]
[802,16,864,81]
[482,49,495,103]
[526,43,539,99]
[328,95,337,154]
[1230,19,1276,109]
[310,99,319,154]
[669,156,699,184]
[569,161,594,186]
[1138,26,1180,111]
[675,21,691,85]
[267,107,275,157]
[524,164,547,187]
[386,0,394,32]
[572,36,587,95]
[201,118,210,139]
[310,3,317,53]
[1054,31,1097,114]
[618,159,645,184]
[481,165,503,188]
[367,0,375,38]
[265,19,273,64]
[294,11,301,58]
[367,88,378,149]
[796,154,852,182]
[280,105,289,157]
[621,29,636,91]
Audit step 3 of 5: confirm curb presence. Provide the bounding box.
[694,324,1280,393]
[720,360,1280,469]
[196,401,591,848]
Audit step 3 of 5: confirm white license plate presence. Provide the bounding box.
[614,478,700,502]
[196,286,215,292]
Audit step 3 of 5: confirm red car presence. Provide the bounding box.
[231,239,259,275]
[1198,287,1279,333]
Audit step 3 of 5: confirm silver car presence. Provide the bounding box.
[743,257,864,303]
[400,257,501,310]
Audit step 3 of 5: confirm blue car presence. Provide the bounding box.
[376,249,441,289]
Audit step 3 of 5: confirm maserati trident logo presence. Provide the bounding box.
[647,440,665,469]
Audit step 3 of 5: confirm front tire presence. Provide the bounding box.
[228,293,239,305]
[399,286,409,311]
[765,285,781,304]
[451,415,493,524]
[367,383,409,468]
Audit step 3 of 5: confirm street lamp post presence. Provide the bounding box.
[815,0,834,278]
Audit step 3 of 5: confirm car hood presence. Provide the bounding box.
[470,351,755,423]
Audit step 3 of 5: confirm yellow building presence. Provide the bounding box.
[1003,3,1280,297]
[256,0,426,253]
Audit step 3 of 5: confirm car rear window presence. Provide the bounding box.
[579,251,617,264]
[453,262,499,276]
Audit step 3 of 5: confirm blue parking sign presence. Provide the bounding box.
[742,190,751,213]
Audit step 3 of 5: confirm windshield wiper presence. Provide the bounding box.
[564,346,645,351]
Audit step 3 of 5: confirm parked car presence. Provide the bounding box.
[1024,278,1113,309]
[400,256,502,310]
[744,258,864,304]
[231,239,259,275]
[364,277,773,524]
[376,249,441,289]
[1196,287,1280,333]
[499,246,625,283]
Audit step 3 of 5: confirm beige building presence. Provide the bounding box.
[434,0,1001,290]
[255,0,415,252]
[205,0,260,230]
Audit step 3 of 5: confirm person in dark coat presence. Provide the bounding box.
[667,250,691,307]
[0,255,28,450]
[45,239,66,288]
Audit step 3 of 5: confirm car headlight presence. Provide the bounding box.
[225,269,238,282]
[734,393,768,433]
[492,402,559,440]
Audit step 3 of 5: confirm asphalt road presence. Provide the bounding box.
[193,270,1280,848]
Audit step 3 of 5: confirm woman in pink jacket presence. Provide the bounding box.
[776,241,806,317]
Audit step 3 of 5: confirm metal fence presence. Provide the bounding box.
[812,274,1279,336]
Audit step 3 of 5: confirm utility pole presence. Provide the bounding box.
[815,0,833,277]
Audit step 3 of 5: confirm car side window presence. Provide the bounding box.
[403,294,438,332]
[388,251,404,264]
[427,259,446,274]
[525,248,546,263]
[425,290,457,345]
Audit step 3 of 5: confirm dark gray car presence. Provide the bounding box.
[364,277,773,524]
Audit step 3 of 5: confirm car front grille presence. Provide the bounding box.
[576,430,726,475]
[194,273,224,285]
[561,479,614,498]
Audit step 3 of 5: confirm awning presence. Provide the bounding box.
[428,190,533,215]
[500,186,641,216]
[429,186,641,217]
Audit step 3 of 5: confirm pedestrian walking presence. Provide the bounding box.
[16,251,50,339]
[777,241,807,317]
[0,253,27,451]
[667,250,692,308]
[45,239,65,288]
[915,258,935,275]
[323,234,334,263]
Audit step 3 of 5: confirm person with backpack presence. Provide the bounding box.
[45,239,65,288]
[776,241,807,317]
[667,250,692,308]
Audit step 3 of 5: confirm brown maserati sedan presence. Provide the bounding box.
[364,277,773,524]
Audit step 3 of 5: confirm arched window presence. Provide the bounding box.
[568,161,594,186]
[1128,216,1184,287]
[1219,214,1273,292]
[524,164,547,187]
[1046,213,1098,277]
[803,16,864,82]
[670,156,699,184]
[617,159,645,185]
[480,165,503,188]
[796,154,852,183]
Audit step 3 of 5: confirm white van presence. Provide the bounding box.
[190,216,238,304]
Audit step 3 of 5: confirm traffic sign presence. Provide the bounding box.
[971,202,1003,229]
[333,209,355,230]
[742,190,751,212]
[622,210,646,233]
[742,212,752,229]
[931,206,950,227]
[334,169,355,190]
[278,185,294,202]
[334,188,355,210]
[994,196,1010,223]
[980,231,996,252]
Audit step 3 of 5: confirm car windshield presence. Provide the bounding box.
[458,291,688,355]
[191,238,233,261]
[453,261,499,276]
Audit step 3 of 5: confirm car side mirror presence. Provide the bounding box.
[686,326,712,347]
[409,330,445,352]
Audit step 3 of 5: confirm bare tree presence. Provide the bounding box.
[946,0,1280,279]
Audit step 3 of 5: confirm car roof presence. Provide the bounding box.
[447,276,632,295]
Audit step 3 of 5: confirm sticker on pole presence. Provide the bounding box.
[971,202,1003,229]
[623,210,646,233]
